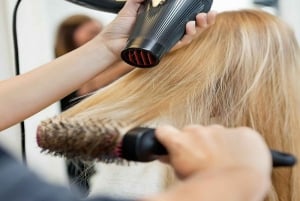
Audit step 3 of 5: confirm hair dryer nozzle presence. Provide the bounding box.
[121,0,213,68]
[121,38,165,67]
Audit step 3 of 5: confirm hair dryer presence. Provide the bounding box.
[64,0,126,13]
[65,0,213,67]
[121,0,213,67]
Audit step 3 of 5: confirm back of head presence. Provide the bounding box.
[62,9,300,201]
[54,14,95,57]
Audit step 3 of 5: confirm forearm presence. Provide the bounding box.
[144,168,269,201]
[0,38,115,130]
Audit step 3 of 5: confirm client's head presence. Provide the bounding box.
[55,14,102,57]
[61,9,300,201]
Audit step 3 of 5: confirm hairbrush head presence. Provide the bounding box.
[36,117,128,163]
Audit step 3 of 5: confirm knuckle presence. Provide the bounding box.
[208,124,224,130]
[182,124,206,135]
[235,126,255,134]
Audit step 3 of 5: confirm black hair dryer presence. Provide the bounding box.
[122,0,213,67]
[65,0,213,67]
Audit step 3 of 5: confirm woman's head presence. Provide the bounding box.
[64,9,300,127]
[54,14,102,57]
[62,10,300,200]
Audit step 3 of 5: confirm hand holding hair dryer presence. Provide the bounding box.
[65,0,214,67]
[121,0,213,67]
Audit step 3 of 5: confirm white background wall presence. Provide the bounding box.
[0,0,299,187]
[280,0,300,41]
[0,0,118,186]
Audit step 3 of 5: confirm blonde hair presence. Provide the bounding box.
[62,10,300,201]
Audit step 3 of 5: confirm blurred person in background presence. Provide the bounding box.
[54,14,133,112]
[54,14,133,197]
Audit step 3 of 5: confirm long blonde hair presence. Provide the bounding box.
[62,10,300,201]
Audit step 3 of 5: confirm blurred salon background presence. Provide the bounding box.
[0,0,299,187]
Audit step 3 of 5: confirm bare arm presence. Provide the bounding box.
[0,0,142,130]
[0,41,114,130]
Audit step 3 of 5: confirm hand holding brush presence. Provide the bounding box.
[36,118,297,168]
[143,124,273,201]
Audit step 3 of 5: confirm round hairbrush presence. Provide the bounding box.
[37,117,297,167]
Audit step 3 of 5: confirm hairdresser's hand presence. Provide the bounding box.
[97,0,217,58]
[97,0,143,58]
[155,125,272,179]
[170,11,217,52]
[145,125,271,201]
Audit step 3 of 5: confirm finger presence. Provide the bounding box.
[175,35,193,48]
[207,11,218,25]
[170,12,213,52]
[169,41,183,52]
[182,125,218,153]
[169,21,195,51]
[182,124,207,135]
[195,13,208,28]
[182,124,212,147]
[207,124,224,130]
[155,125,182,156]
[185,21,197,35]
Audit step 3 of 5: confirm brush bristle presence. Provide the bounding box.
[37,117,129,163]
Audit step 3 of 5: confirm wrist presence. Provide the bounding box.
[96,37,119,61]
[94,28,126,60]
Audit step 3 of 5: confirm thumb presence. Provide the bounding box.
[155,125,182,156]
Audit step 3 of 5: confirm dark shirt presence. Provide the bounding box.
[0,146,133,201]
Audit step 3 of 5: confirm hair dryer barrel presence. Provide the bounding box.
[121,0,213,68]
[64,0,125,13]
